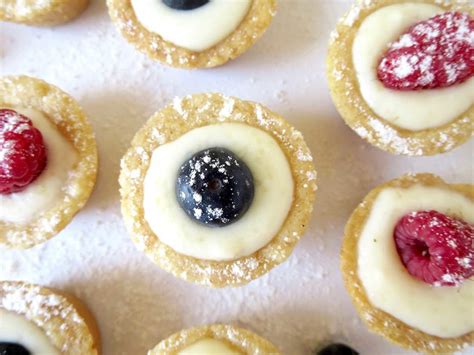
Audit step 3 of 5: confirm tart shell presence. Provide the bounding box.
[0,76,98,249]
[0,280,101,355]
[340,173,474,353]
[326,0,474,156]
[148,324,280,354]
[106,0,276,69]
[0,0,89,26]
[119,93,317,288]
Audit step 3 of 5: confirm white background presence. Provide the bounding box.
[1,1,473,354]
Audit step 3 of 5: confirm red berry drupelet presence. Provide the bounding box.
[378,11,474,90]
[0,109,47,194]
[394,210,474,287]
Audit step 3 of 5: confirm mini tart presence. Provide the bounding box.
[341,173,474,354]
[326,0,474,156]
[106,0,276,69]
[0,280,100,354]
[0,0,89,26]
[0,76,98,249]
[119,93,317,287]
[148,324,280,354]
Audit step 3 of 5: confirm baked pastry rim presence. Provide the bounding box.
[0,75,98,249]
[340,173,474,354]
[147,323,280,354]
[106,0,276,69]
[326,0,474,156]
[0,280,100,355]
[0,0,89,26]
[119,93,317,288]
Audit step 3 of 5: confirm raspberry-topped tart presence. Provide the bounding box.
[341,173,474,353]
[0,76,98,249]
[107,0,276,68]
[0,0,89,26]
[327,0,473,156]
[0,109,47,194]
[0,281,100,355]
[147,324,280,354]
[119,94,317,287]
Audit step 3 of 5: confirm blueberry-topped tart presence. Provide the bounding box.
[0,0,89,26]
[0,76,98,249]
[147,324,280,354]
[327,0,473,156]
[119,93,317,287]
[107,0,276,68]
[314,343,358,355]
[341,173,474,353]
[176,147,255,227]
[0,281,101,355]
[161,0,209,11]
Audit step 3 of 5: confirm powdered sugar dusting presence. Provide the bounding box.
[395,210,474,287]
[0,76,98,249]
[120,93,317,292]
[340,0,374,27]
[150,324,278,353]
[378,11,474,90]
[2,2,472,354]
[0,110,31,136]
[0,108,47,194]
[176,147,253,226]
[0,282,96,353]
[0,109,33,175]
[329,23,471,156]
[4,0,53,17]
[107,0,276,68]
[219,96,235,119]
[173,97,186,118]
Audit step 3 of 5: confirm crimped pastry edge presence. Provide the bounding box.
[148,323,280,354]
[119,93,317,287]
[0,75,98,249]
[340,173,474,353]
[0,280,100,355]
[326,0,474,156]
[0,0,89,26]
[106,0,276,68]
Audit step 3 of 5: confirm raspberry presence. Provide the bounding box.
[0,109,47,194]
[394,210,474,286]
[378,12,474,90]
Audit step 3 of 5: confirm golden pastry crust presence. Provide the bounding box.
[0,76,98,249]
[148,324,280,354]
[340,173,474,354]
[0,280,101,355]
[106,0,276,69]
[326,0,474,156]
[0,0,89,26]
[119,93,317,287]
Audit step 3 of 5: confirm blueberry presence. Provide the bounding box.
[162,0,209,10]
[176,147,254,227]
[0,343,31,355]
[315,343,359,355]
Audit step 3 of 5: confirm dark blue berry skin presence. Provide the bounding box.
[162,0,209,10]
[315,343,359,355]
[176,147,254,227]
[0,343,31,355]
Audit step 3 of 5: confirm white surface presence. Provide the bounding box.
[0,1,472,354]
[352,3,474,131]
[144,123,293,261]
[0,108,77,224]
[131,0,251,51]
[358,185,474,338]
